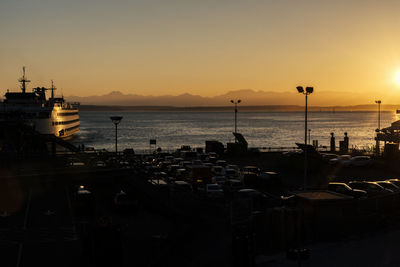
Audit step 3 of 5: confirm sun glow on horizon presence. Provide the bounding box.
[394,70,400,86]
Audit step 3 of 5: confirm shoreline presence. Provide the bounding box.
[80,104,399,112]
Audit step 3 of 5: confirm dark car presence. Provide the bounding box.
[388,179,400,187]
[328,182,367,199]
[237,189,267,211]
[348,181,391,196]
[237,189,280,210]
[376,181,400,192]
[224,179,244,195]
[113,190,139,212]
[242,166,260,174]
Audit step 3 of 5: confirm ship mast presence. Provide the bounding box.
[51,80,56,99]
[18,66,30,93]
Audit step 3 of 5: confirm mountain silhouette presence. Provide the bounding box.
[66,89,395,106]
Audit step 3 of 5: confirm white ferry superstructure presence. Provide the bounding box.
[0,67,80,138]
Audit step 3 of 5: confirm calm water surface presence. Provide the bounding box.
[72,111,396,152]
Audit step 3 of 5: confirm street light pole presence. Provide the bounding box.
[375,100,381,156]
[375,100,381,130]
[110,116,123,155]
[297,86,314,190]
[115,123,118,153]
[230,99,241,142]
[305,94,308,146]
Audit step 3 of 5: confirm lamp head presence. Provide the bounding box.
[306,87,314,94]
[238,99,241,103]
[230,100,234,103]
[110,116,123,125]
[375,100,381,104]
[296,86,304,93]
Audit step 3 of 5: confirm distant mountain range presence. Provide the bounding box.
[67,89,399,109]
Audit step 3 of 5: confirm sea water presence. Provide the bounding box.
[72,111,396,152]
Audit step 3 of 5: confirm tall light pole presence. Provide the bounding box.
[375,100,381,130]
[110,116,123,155]
[297,86,314,190]
[230,99,241,142]
[375,100,381,156]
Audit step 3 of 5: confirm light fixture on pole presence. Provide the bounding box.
[110,116,123,155]
[230,99,241,142]
[296,86,314,190]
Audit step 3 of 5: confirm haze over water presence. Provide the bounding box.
[73,111,396,152]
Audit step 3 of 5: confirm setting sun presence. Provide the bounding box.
[394,70,400,85]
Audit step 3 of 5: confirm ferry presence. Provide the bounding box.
[0,67,80,138]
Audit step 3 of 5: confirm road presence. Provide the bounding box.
[0,180,79,267]
[257,228,400,267]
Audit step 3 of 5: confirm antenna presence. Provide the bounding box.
[51,80,57,98]
[18,66,30,93]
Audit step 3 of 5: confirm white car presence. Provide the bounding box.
[198,184,224,198]
[329,155,351,165]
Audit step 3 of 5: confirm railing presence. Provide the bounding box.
[61,144,379,156]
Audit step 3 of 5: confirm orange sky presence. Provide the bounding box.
[2,1,400,104]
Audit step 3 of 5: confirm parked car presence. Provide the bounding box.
[345,156,372,167]
[237,189,268,211]
[242,172,259,188]
[225,168,239,179]
[173,157,184,164]
[282,150,303,157]
[211,166,225,176]
[203,162,214,168]
[387,179,400,187]
[173,181,192,192]
[242,166,260,174]
[164,155,174,162]
[179,161,192,168]
[321,153,338,162]
[95,161,106,167]
[226,164,239,171]
[375,181,400,192]
[329,155,351,165]
[328,182,367,199]
[207,156,217,164]
[198,184,224,198]
[224,179,244,192]
[113,190,139,211]
[348,181,391,195]
[212,176,227,185]
[192,159,203,166]
[216,160,228,167]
